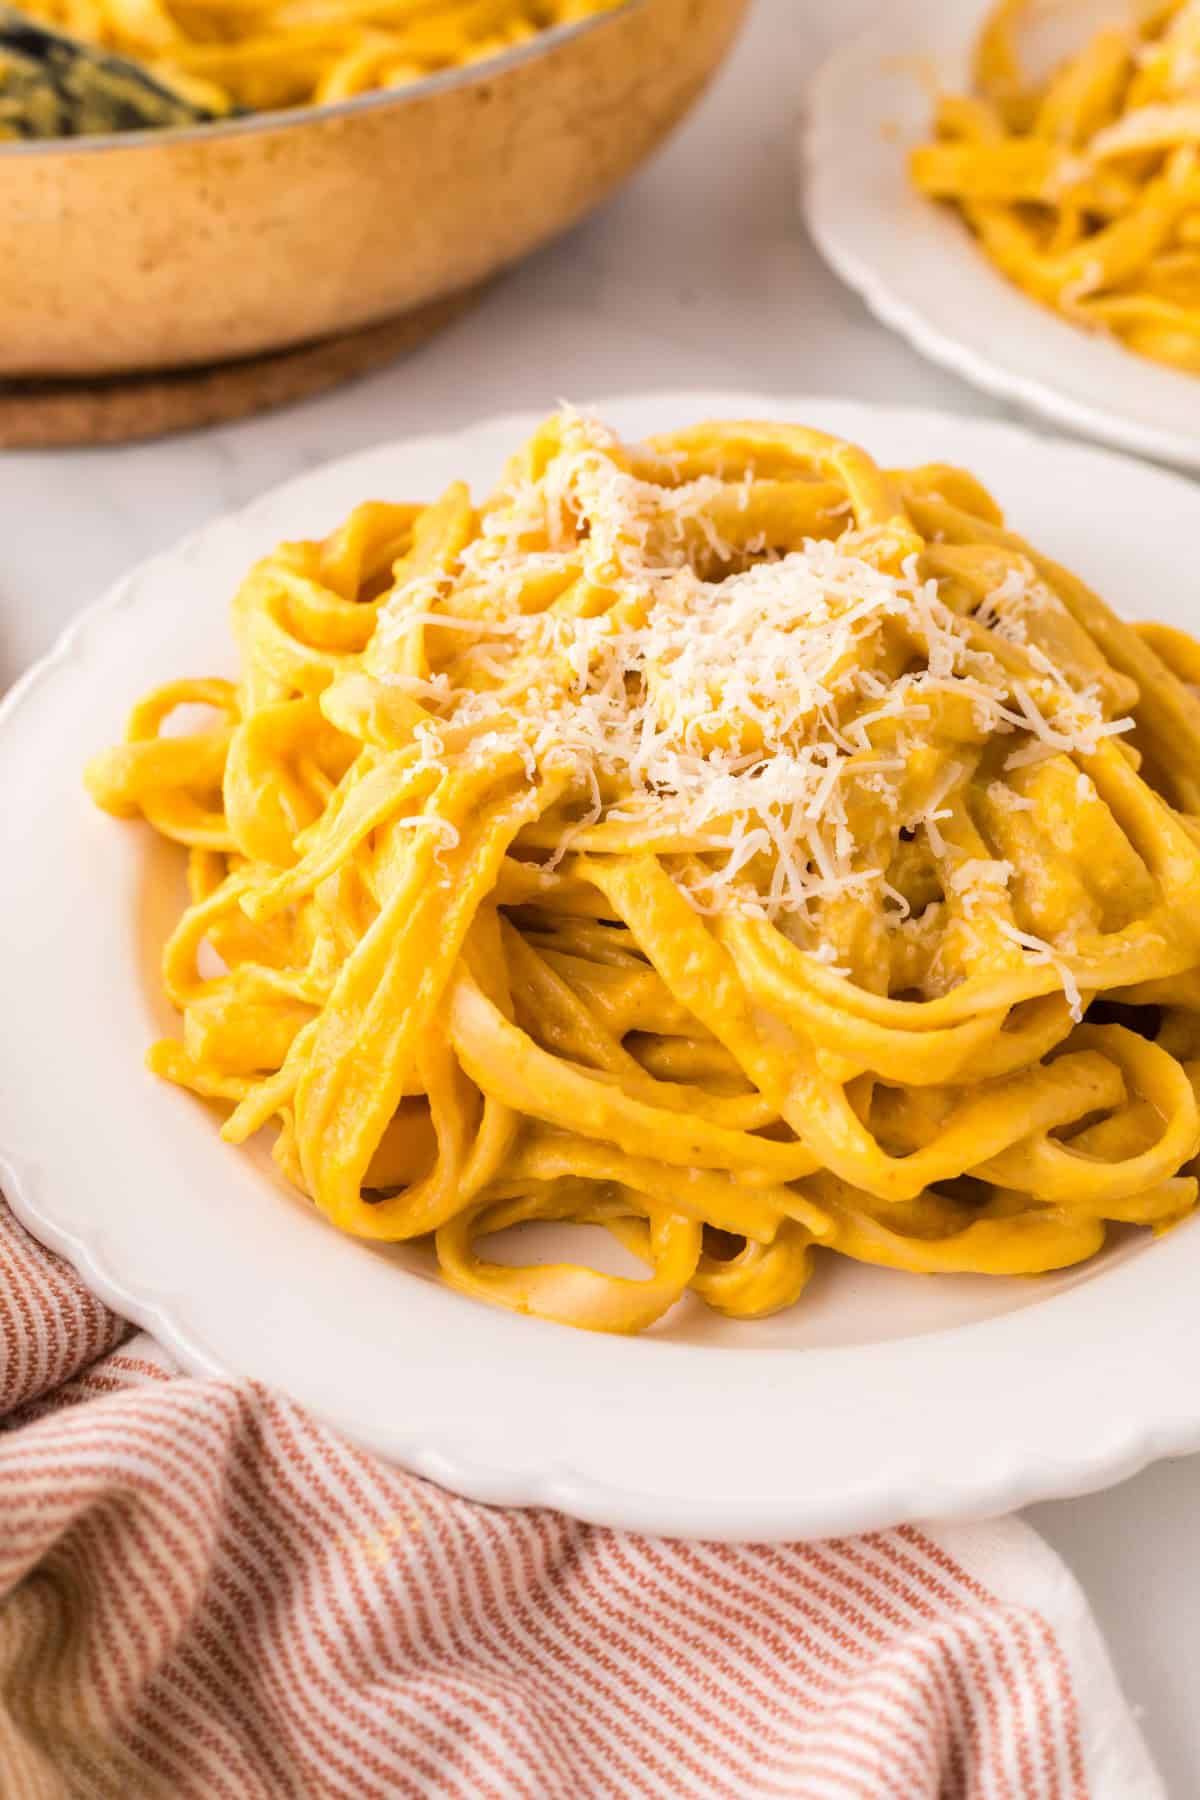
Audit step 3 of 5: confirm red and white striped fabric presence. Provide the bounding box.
[0,1203,1162,1800]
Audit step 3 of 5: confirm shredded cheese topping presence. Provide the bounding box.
[375,409,1130,928]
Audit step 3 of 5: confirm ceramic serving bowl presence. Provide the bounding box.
[0,0,747,377]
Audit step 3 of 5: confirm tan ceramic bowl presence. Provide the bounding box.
[0,0,748,378]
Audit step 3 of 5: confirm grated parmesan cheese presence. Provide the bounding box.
[371,409,1132,935]
[997,921,1084,1022]
[944,857,1015,917]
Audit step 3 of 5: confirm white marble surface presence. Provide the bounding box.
[3,0,1197,1786]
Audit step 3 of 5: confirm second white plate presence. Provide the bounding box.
[4,392,1200,1540]
[802,0,1199,470]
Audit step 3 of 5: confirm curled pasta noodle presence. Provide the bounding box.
[910,0,1200,375]
[86,407,1200,1334]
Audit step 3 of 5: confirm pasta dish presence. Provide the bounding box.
[910,0,1200,375]
[9,0,620,116]
[85,409,1200,1334]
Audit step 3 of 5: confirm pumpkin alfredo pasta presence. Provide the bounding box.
[9,0,622,117]
[85,410,1200,1334]
[910,0,1200,374]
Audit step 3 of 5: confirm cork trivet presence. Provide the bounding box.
[0,286,483,450]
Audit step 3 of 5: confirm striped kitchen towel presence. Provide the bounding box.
[0,1202,1163,1800]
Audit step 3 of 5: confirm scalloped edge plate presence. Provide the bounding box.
[801,2,1199,471]
[4,391,1200,1540]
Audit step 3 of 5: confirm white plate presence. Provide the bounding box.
[4,392,1200,1541]
[802,1,1199,470]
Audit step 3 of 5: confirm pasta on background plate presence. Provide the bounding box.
[86,408,1200,1334]
[911,0,1200,375]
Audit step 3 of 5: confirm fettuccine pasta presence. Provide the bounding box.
[11,0,620,114]
[86,409,1200,1333]
[910,0,1200,374]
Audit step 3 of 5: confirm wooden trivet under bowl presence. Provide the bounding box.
[0,287,482,450]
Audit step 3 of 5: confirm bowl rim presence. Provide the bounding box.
[0,0,639,159]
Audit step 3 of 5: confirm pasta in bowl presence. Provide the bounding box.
[3,0,624,128]
[85,409,1200,1335]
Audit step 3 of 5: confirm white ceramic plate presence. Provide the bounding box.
[802,1,1199,470]
[4,392,1200,1541]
